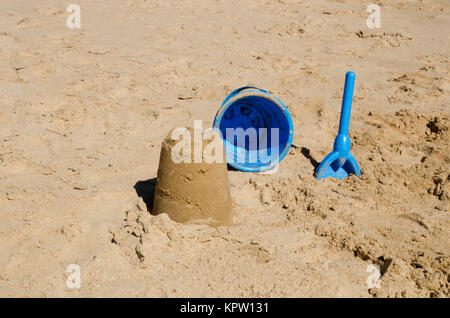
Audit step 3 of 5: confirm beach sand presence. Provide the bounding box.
[0,0,448,297]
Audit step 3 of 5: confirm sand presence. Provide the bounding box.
[153,128,232,226]
[0,0,448,297]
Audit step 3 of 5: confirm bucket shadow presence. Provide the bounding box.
[134,178,157,213]
[226,146,320,173]
[227,165,239,172]
[300,146,319,170]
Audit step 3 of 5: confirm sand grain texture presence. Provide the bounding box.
[0,0,449,297]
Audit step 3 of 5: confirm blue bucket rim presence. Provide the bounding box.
[213,87,294,172]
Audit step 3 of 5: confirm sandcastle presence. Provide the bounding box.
[152,127,233,226]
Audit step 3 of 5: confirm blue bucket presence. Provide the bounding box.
[213,87,294,172]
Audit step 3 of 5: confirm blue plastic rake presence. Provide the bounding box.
[315,71,361,180]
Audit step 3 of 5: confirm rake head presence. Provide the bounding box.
[315,148,360,180]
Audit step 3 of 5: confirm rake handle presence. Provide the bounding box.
[338,71,355,136]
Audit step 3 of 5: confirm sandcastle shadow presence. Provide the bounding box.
[227,165,238,171]
[134,178,157,213]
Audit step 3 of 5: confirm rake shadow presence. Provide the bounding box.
[300,146,320,170]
